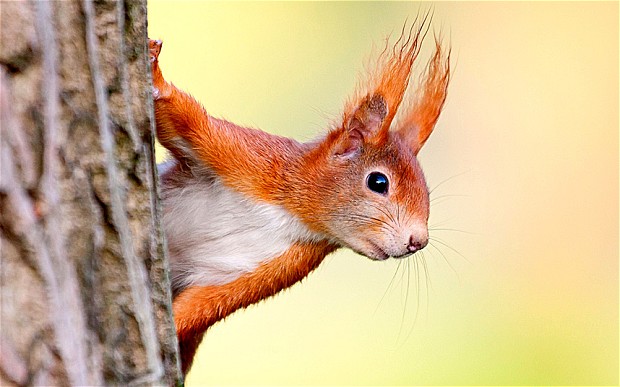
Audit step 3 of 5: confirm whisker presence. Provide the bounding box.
[374,260,403,315]
[429,236,471,264]
[403,252,431,343]
[430,193,469,202]
[429,227,476,235]
[343,213,387,226]
[427,241,460,280]
[416,256,422,321]
[397,258,412,342]
[348,212,401,235]
[402,203,416,226]
[368,203,398,226]
[420,252,433,292]
[428,170,470,196]
[422,253,431,323]
[428,216,459,228]
[412,255,422,328]
[430,197,466,207]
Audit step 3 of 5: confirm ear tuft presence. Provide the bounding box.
[395,37,450,154]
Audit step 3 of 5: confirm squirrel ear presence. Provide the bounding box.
[396,40,450,155]
[334,94,388,157]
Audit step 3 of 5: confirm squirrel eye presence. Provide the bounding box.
[366,172,389,195]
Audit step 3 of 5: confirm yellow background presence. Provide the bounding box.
[148,2,618,385]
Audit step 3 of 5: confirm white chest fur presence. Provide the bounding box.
[160,166,322,291]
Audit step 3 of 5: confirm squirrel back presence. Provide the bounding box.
[149,17,450,374]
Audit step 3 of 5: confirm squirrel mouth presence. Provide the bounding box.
[363,239,390,261]
[392,251,414,259]
[358,240,416,261]
[347,237,401,261]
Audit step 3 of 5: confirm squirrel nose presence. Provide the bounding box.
[407,234,428,253]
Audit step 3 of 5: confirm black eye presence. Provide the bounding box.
[366,172,389,195]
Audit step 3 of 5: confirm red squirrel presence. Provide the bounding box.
[149,20,450,375]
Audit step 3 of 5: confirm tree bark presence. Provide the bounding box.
[0,1,182,385]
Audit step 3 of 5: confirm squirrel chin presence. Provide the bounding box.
[355,240,390,261]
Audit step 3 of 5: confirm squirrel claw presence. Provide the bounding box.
[149,39,163,63]
[149,38,168,99]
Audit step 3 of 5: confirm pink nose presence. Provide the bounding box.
[408,235,428,253]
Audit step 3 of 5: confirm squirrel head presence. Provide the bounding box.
[290,22,450,260]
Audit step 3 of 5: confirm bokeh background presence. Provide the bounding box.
[148,2,618,385]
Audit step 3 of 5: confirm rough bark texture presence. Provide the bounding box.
[0,1,182,385]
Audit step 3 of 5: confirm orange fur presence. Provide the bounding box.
[149,15,450,375]
[173,241,337,374]
[343,15,430,142]
[396,38,451,154]
[152,56,303,203]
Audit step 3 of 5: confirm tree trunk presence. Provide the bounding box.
[0,1,182,385]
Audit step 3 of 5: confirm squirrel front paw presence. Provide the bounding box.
[148,38,168,100]
[149,39,162,63]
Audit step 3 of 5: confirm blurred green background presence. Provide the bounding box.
[148,2,618,385]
